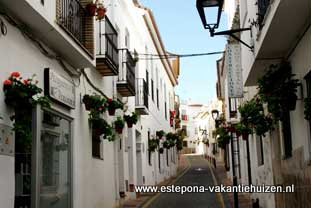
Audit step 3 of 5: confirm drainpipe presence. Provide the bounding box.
[245,138,252,186]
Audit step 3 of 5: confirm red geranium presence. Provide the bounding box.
[3,80,12,85]
[10,72,20,78]
[108,98,113,102]
[24,80,29,85]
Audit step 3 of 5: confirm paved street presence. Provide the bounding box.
[147,155,222,208]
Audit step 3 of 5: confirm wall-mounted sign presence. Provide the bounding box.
[225,44,243,98]
[44,68,76,109]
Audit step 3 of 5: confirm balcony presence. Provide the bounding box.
[181,115,188,121]
[96,17,119,76]
[135,78,149,115]
[245,0,311,85]
[1,0,94,68]
[117,49,136,97]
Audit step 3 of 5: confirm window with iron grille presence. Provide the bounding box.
[282,111,292,158]
[305,71,311,136]
[148,131,152,165]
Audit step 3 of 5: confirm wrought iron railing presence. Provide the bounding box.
[257,0,270,28]
[57,0,87,47]
[136,78,149,109]
[119,49,136,91]
[98,17,119,69]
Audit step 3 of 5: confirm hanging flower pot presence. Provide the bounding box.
[127,121,133,128]
[242,133,249,140]
[107,98,123,116]
[96,6,107,20]
[124,112,138,128]
[115,126,123,134]
[86,3,97,16]
[281,94,297,111]
[108,108,116,116]
[114,116,124,134]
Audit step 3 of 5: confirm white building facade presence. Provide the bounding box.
[216,0,311,207]
[0,0,179,207]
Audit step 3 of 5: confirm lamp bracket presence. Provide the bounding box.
[211,28,254,50]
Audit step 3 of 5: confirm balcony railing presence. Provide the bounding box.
[96,17,119,75]
[181,115,188,121]
[135,78,149,115]
[257,0,271,28]
[57,0,88,51]
[117,49,136,96]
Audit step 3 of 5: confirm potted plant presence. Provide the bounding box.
[114,116,125,134]
[159,147,164,154]
[258,62,300,120]
[82,94,106,112]
[90,117,115,141]
[86,1,98,16]
[156,130,165,139]
[304,98,311,120]
[3,72,50,150]
[148,139,158,152]
[176,139,183,151]
[215,127,230,149]
[235,123,252,140]
[124,112,138,128]
[96,4,107,20]
[163,140,171,149]
[106,98,123,116]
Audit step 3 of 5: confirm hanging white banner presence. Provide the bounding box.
[225,44,243,98]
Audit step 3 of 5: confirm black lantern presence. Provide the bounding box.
[196,0,224,32]
[211,109,219,121]
[196,0,253,50]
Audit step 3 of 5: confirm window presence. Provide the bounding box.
[282,111,292,158]
[158,149,161,173]
[166,149,169,167]
[229,98,237,118]
[305,72,311,136]
[151,79,154,101]
[92,130,102,159]
[183,141,188,147]
[148,131,152,165]
[39,111,72,208]
[146,70,149,95]
[256,135,264,166]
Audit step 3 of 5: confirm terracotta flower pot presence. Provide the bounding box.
[86,3,97,16]
[84,103,91,111]
[96,7,107,20]
[242,133,249,140]
[127,121,133,128]
[115,126,123,134]
[108,108,116,116]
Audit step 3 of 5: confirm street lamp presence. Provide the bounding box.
[196,0,253,50]
[196,0,224,33]
[211,109,219,120]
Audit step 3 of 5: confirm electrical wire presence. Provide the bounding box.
[133,51,225,60]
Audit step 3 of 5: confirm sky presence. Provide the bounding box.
[141,0,228,104]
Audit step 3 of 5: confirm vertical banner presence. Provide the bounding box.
[226,44,243,98]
